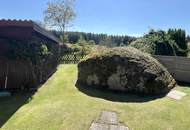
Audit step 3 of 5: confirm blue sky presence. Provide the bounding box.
[0,0,189,36]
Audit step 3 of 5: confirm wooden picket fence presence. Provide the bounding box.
[60,53,86,64]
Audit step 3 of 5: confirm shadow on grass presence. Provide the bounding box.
[76,82,166,103]
[0,91,34,128]
[177,81,190,88]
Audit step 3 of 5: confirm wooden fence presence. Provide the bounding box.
[0,57,58,90]
[60,53,85,64]
[0,59,36,90]
[154,55,190,83]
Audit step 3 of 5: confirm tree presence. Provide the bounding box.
[168,29,188,56]
[44,0,76,36]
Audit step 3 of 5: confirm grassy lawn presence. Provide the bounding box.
[1,64,190,130]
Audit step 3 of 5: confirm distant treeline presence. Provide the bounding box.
[51,31,137,46]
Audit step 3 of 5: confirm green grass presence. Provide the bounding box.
[1,64,190,130]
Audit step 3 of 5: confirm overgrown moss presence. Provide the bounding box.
[78,47,176,94]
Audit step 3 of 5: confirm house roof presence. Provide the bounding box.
[0,19,60,43]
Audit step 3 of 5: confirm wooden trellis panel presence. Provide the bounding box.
[60,53,85,64]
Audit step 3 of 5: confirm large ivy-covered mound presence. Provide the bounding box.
[77,47,176,94]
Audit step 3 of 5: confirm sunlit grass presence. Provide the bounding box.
[1,64,190,130]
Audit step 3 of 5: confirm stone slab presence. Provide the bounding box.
[110,124,129,130]
[89,122,109,130]
[90,123,129,130]
[89,111,129,130]
[99,111,118,125]
[167,90,187,100]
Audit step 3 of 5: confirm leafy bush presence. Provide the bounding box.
[130,38,156,54]
[63,36,95,56]
[168,29,188,56]
[4,39,52,63]
[130,29,188,56]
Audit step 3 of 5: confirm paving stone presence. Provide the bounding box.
[89,122,109,130]
[110,124,129,130]
[167,90,187,100]
[99,111,118,125]
[89,111,129,130]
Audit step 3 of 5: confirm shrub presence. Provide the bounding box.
[63,36,95,56]
[4,39,52,62]
[130,29,189,56]
[168,29,188,56]
[130,30,178,56]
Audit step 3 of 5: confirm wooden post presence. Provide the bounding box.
[74,54,76,64]
[4,64,9,90]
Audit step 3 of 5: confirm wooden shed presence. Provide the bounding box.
[0,19,60,90]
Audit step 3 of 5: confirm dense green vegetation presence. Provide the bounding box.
[1,65,190,130]
[5,39,51,63]
[55,29,190,57]
[168,29,188,56]
[60,36,95,58]
[130,29,188,56]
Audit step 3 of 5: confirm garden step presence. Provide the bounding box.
[167,90,187,100]
[89,111,129,130]
[99,111,118,125]
[90,123,109,130]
